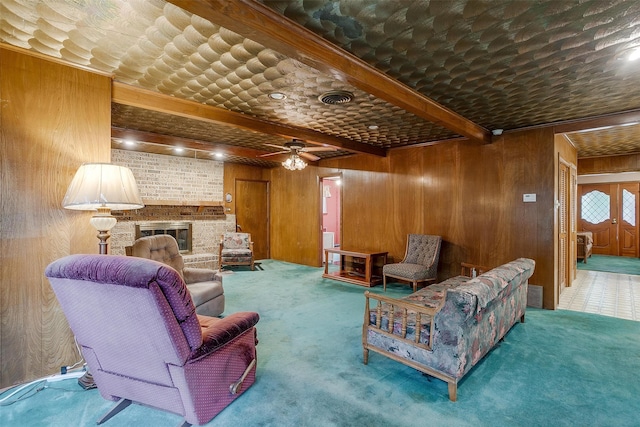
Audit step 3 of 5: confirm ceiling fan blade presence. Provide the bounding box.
[302,146,338,152]
[264,143,287,149]
[258,150,289,157]
[299,152,320,161]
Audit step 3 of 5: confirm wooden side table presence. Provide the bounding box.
[322,249,388,287]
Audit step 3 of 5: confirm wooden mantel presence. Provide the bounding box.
[142,200,223,207]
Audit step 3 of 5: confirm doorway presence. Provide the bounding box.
[558,157,577,295]
[578,182,639,257]
[320,176,341,265]
[235,179,270,260]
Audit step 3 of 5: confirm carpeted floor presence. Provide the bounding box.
[2,260,640,426]
[577,254,640,276]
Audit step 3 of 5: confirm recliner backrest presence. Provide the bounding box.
[45,255,203,385]
[131,235,185,278]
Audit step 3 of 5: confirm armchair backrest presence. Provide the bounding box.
[404,234,442,267]
[222,232,252,249]
[45,255,203,384]
[131,235,185,278]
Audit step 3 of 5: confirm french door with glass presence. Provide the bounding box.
[578,183,639,257]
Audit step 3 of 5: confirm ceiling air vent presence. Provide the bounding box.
[318,90,354,105]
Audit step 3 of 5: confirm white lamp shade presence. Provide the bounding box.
[62,163,144,211]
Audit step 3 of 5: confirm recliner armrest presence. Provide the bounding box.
[183,267,222,284]
[190,312,260,359]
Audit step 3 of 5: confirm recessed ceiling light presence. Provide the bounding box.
[174,147,184,153]
[124,139,136,146]
[268,92,286,100]
[628,48,640,61]
[214,152,224,159]
[368,125,379,130]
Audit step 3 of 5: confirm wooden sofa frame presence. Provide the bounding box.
[362,291,461,399]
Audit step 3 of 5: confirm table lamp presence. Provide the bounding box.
[62,163,144,254]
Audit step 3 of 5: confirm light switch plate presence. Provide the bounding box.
[523,193,536,202]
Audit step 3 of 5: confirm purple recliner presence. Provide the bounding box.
[45,254,259,426]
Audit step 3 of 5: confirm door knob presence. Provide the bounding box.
[612,218,617,224]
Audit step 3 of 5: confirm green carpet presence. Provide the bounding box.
[2,260,640,426]
[577,254,640,275]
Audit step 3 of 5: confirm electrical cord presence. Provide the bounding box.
[61,336,84,374]
[0,380,47,406]
[0,336,87,406]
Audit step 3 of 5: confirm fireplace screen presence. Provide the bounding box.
[136,222,192,254]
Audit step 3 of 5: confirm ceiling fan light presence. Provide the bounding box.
[282,154,307,171]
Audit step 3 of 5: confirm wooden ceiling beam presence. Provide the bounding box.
[111,127,279,160]
[167,0,491,144]
[553,109,640,134]
[112,82,386,157]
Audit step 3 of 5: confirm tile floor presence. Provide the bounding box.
[558,269,640,321]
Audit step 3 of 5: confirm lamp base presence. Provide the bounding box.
[96,230,111,255]
[90,207,117,255]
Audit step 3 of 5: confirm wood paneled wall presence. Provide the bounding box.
[0,47,111,388]
[270,128,564,309]
[578,153,640,175]
[223,163,270,216]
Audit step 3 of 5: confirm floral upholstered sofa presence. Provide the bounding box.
[362,258,535,401]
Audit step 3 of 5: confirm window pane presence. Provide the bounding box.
[623,189,636,226]
[581,190,610,224]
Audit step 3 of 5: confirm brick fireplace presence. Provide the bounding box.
[110,149,235,269]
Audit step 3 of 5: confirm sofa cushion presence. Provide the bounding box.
[403,275,470,309]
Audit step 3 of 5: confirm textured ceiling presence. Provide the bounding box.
[566,123,640,158]
[2,0,640,166]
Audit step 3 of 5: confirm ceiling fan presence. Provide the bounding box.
[259,139,337,161]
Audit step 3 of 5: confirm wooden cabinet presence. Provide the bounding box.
[322,249,387,287]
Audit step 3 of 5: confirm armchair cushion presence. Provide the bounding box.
[383,263,432,281]
[219,232,255,270]
[183,267,222,284]
[222,233,251,249]
[194,312,260,357]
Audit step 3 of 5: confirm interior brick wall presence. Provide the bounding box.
[110,149,234,268]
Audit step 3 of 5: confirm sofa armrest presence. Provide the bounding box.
[190,312,260,360]
[183,267,222,284]
[364,291,445,351]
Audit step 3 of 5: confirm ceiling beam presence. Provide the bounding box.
[553,109,640,134]
[112,82,386,157]
[111,127,282,160]
[167,0,491,144]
